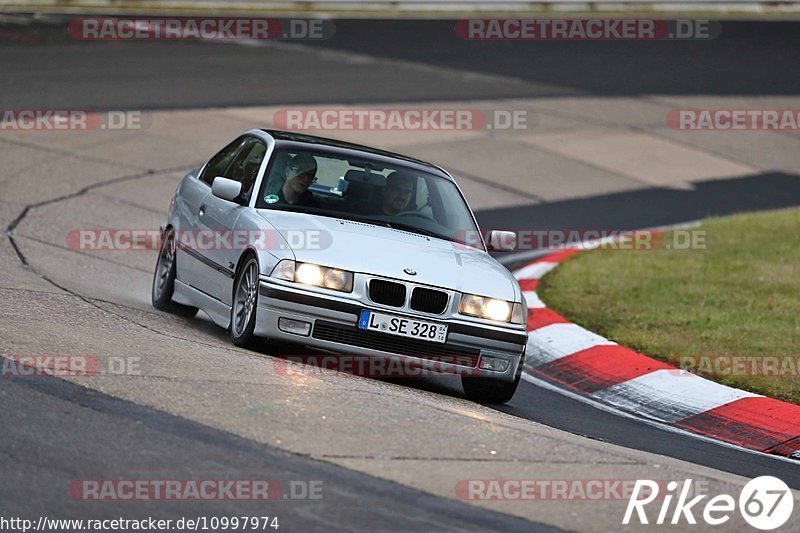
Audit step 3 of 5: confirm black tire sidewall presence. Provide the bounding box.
[151,228,198,317]
[152,228,177,308]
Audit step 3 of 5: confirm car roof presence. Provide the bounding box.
[260,129,451,178]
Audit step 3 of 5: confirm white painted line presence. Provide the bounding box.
[522,291,545,309]
[526,323,615,366]
[513,261,559,280]
[594,369,762,424]
[520,372,797,465]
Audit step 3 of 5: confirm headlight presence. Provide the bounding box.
[270,260,353,293]
[484,298,512,321]
[459,293,525,324]
[296,263,324,286]
[323,268,350,290]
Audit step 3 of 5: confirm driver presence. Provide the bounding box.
[380,171,415,216]
[278,153,320,208]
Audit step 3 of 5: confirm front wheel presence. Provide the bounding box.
[151,227,198,317]
[230,255,260,347]
[462,373,521,404]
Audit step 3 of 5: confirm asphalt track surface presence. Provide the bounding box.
[2,19,800,109]
[3,18,800,232]
[2,15,800,529]
[0,376,546,531]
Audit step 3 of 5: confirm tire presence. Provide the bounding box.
[151,227,198,318]
[230,255,260,348]
[462,357,523,404]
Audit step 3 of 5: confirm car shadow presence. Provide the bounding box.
[179,304,475,401]
[258,345,473,400]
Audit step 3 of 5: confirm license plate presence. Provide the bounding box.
[358,310,448,344]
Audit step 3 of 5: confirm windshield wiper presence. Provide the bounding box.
[262,204,315,214]
[336,215,449,241]
[383,221,450,241]
[337,214,385,225]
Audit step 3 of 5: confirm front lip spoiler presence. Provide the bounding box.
[259,281,528,346]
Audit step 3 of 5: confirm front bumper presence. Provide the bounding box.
[256,279,527,382]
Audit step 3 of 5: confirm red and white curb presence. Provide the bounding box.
[513,249,800,460]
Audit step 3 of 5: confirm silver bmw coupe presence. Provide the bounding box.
[152,129,527,403]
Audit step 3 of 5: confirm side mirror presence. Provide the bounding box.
[487,230,517,252]
[211,177,242,203]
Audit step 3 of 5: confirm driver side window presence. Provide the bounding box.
[226,138,267,201]
[199,137,247,186]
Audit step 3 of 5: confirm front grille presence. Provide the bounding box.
[312,321,479,367]
[368,279,406,307]
[410,287,448,314]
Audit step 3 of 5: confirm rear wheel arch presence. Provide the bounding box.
[151,225,198,318]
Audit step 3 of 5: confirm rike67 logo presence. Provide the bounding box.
[624,476,794,530]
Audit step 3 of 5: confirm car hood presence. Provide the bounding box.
[257,210,518,300]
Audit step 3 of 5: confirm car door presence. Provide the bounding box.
[177,136,247,293]
[197,136,267,305]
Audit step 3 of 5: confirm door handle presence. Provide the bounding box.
[199,204,207,216]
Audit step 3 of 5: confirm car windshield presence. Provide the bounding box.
[255,147,482,248]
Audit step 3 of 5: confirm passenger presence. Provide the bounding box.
[277,153,320,208]
[380,171,415,216]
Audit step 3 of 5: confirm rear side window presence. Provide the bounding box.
[199,137,246,186]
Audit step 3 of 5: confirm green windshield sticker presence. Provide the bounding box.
[264,194,279,204]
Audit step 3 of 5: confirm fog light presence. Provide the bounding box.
[478,356,510,372]
[278,318,311,336]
